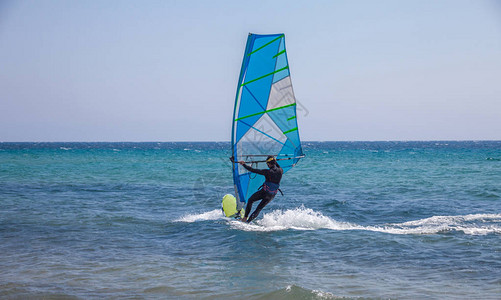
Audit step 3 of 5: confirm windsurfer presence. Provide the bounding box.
[236,156,283,223]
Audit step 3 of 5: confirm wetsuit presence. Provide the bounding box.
[242,163,283,223]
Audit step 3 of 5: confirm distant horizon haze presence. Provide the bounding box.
[1,140,500,143]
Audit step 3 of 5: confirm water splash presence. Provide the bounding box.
[383,214,501,235]
[174,209,224,223]
[229,206,358,232]
[227,207,501,235]
[175,206,501,235]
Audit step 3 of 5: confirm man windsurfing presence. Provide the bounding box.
[235,156,283,223]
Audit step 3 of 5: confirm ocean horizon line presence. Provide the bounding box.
[1,139,500,143]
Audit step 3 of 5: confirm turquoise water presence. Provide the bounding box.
[1,141,500,299]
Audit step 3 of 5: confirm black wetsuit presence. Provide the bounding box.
[242,163,283,223]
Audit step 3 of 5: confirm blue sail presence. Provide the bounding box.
[231,33,304,206]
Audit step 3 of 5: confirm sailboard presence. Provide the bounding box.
[227,33,305,215]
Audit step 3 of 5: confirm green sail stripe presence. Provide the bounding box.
[283,127,298,134]
[235,103,296,121]
[247,35,284,56]
[241,66,289,86]
[287,116,296,121]
[273,50,286,58]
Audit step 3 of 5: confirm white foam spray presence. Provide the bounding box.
[175,207,501,235]
[175,209,224,223]
[228,207,501,235]
[230,206,359,232]
[381,214,501,235]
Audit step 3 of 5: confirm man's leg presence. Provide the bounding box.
[244,190,264,220]
[247,194,274,223]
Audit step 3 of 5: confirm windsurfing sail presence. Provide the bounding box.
[231,33,305,206]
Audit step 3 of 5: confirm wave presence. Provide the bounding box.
[174,209,224,223]
[229,206,358,232]
[254,284,340,300]
[175,207,501,235]
[385,213,501,235]
[232,207,501,235]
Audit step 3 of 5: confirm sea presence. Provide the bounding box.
[0,141,500,299]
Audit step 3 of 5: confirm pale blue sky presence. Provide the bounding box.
[1,0,500,141]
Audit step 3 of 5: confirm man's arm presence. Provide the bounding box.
[239,161,267,176]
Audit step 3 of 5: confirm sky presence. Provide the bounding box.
[1,0,500,142]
